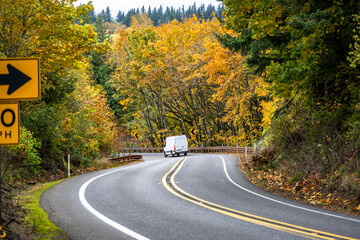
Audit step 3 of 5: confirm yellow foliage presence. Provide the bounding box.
[0,0,105,97]
[130,13,153,30]
[68,65,117,152]
[110,15,275,146]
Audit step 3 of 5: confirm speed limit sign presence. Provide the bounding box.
[0,103,19,145]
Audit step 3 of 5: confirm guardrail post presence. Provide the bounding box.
[245,147,248,162]
[68,154,71,178]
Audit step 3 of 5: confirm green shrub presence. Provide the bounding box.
[7,127,42,177]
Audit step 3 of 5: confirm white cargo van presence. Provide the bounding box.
[164,135,188,157]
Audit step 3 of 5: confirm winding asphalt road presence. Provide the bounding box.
[41,154,360,239]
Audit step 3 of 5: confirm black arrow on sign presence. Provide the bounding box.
[0,64,31,95]
[191,128,196,135]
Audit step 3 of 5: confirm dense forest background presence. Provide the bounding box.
[0,1,227,180]
[88,3,224,27]
[0,0,359,211]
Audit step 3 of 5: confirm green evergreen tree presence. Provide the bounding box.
[108,3,223,27]
[116,10,125,23]
[220,0,359,108]
[95,14,107,42]
[152,7,160,26]
[123,9,137,27]
[104,6,112,22]
[92,13,120,120]
[82,9,96,24]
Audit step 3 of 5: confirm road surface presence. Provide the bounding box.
[41,153,360,239]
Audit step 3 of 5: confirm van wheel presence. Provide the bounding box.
[164,152,167,158]
[171,151,175,157]
[184,152,187,156]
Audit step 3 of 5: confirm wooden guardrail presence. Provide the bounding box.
[118,146,254,154]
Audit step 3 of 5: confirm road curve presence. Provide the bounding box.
[41,154,360,240]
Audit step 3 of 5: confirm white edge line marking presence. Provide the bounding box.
[79,162,151,240]
[219,155,360,223]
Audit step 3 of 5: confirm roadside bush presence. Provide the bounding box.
[264,102,360,196]
[1,127,42,180]
[21,102,66,171]
[345,120,360,150]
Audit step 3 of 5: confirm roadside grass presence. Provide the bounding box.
[15,158,141,239]
[18,180,68,240]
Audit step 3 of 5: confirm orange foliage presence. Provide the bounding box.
[110,15,277,146]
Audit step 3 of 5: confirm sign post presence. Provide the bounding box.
[0,58,40,237]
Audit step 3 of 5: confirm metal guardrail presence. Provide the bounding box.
[118,146,254,154]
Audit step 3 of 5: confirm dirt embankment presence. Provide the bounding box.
[238,153,360,217]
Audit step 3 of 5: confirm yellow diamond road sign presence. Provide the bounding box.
[0,58,40,101]
[0,103,19,145]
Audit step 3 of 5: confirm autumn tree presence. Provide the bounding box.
[62,67,116,165]
[130,13,153,29]
[0,0,116,172]
[110,15,274,147]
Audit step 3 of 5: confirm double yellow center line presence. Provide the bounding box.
[162,158,358,240]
